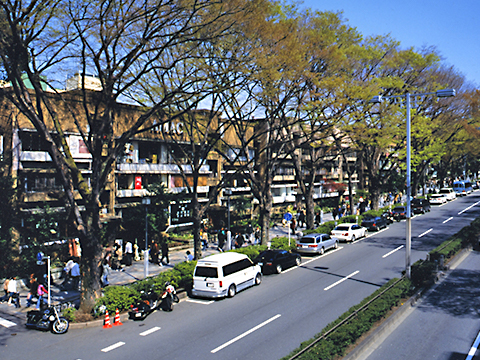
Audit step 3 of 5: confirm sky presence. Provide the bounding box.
[299,0,480,88]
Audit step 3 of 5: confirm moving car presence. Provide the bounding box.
[253,249,301,274]
[429,193,448,205]
[392,206,407,221]
[439,187,456,201]
[296,233,338,255]
[453,181,472,196]
[411,198,431,214]
[331,223,366,242]
[361,215,387,231]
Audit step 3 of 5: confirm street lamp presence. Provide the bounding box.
[142,197,151,278]
[224,188,232,251]
[371,88,456,278]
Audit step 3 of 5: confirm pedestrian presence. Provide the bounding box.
[290,218,296,235]
[124,241,133,266]
[150,241,159,265]
[218,228,225,251]
[332,207,338,220]
[161,240,170,264]
[185,250,194,262]
[70,258,81,291]
[3,278,9,297]
[201,231,208,251]
[299,210,306,228]
[36,282,48,310]
[100,258,110,287]
[26,274,38,308]
[255,226,261,244]
[315,211,321,227]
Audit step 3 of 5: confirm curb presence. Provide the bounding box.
[69,289,189,329]
[343,248,472,360]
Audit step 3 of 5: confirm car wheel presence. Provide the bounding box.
[255,273,262,285]
[295,257,301,266]
[276,264,282,274]
[320,247,325,255]
[334,241,339,249]
[351,235,356,242]
[227,284,236,298]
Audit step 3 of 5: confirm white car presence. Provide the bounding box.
[439,188,456,201]
[331,223,366,242]
[429,193,448,204]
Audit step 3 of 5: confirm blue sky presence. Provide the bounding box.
[299,0,480,88]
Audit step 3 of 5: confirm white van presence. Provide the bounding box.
[192,252,262,298]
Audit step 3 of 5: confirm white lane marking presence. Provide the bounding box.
[418,228,433,238]
[0,317,16,328]
[186,299,214,305]
[324,271,360,291]
[140,326,161,336]
[382,245,404,258]
[211,314,281,353]
[443,217,454,224]
[101,342,125,353]
[466,328,480,360]
[458,200,480,215]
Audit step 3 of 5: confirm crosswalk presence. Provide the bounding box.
[0,316,17,328]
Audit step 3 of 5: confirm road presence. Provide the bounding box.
[1,193,480,360]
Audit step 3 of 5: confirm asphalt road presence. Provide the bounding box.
[2,192,480,360]
[364,250,480,360]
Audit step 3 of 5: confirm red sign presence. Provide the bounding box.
[135,176,142,189]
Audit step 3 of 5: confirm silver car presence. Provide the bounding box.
[296,233,339,255]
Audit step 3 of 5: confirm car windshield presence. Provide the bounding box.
[299,236,316,244]
[440,189,450,194]
[334,226,349,231]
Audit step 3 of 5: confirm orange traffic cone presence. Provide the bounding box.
[114,308,123,326]
[103,310,112,329]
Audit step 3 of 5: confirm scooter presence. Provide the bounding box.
[129,287,161,320]
[160,282,179,312]
[26,303,69,334]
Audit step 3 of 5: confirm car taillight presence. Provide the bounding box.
[373,223,376,226]
[219,281,223,287]
[309,244,318,248]
[343,232,349,236]
[266,262,273,266]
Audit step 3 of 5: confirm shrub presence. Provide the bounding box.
[95,285,139,315]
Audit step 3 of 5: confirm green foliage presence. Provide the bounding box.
[95,285,140,315]
[62,307,77,322]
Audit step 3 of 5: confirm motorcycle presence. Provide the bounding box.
[129,287,161,320]
[160,282,179,312]
[26,303,69,334]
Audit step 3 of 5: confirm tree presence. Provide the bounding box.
[0,0,249,312]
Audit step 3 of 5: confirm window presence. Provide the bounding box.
[195,266,218,278]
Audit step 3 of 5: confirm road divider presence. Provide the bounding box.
[324,270,359,291]
[211,314,281,353]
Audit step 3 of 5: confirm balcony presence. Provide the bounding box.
[117,163,210,174]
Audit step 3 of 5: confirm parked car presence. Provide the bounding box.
[253,249,301,274]
[191,252,262,298]
[296,233,338,255]
[361,215,388,231]
[429,193,448,205]
[411,198,431,214]
[331,223,366,242]
[439,187,456,200]
[392,206,407,221]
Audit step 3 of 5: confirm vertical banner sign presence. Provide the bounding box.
[135,176,142,189]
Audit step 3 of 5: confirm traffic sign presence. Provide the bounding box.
[283,212,293,222]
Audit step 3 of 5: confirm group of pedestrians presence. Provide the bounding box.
[1,274,49,309]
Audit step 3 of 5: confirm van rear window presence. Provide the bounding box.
[195,266,218,278]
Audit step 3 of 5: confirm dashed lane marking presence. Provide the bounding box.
[443,217,453,223]
[418,228,433,237]
[101,342,125,353]
[186,299,214,305]
[324,270,360,291]
[0,317,16,328]
[382,245,404,258]
[140,326,161,336]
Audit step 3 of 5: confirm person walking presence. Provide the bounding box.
[36,282,48,310]
[161,240,170,265]
[26,274,38,308]
[101,258,110,287]
[70,259,81,291]
[125,241,133,266]
[151,241,159,265]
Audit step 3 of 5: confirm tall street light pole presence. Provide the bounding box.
[371,88,455,278]
[142,197,151,278]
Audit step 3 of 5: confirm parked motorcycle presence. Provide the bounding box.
[129,287,161,320]
[26,304,69,334]
[160,282,179,312]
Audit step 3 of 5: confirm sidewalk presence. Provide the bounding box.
[0,214,336,320]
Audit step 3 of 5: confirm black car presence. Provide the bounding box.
[361,215,387,231]
[411,199,431,214]
[253,249,301,274]
[392,206,407,221]
[381,210,394,224]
